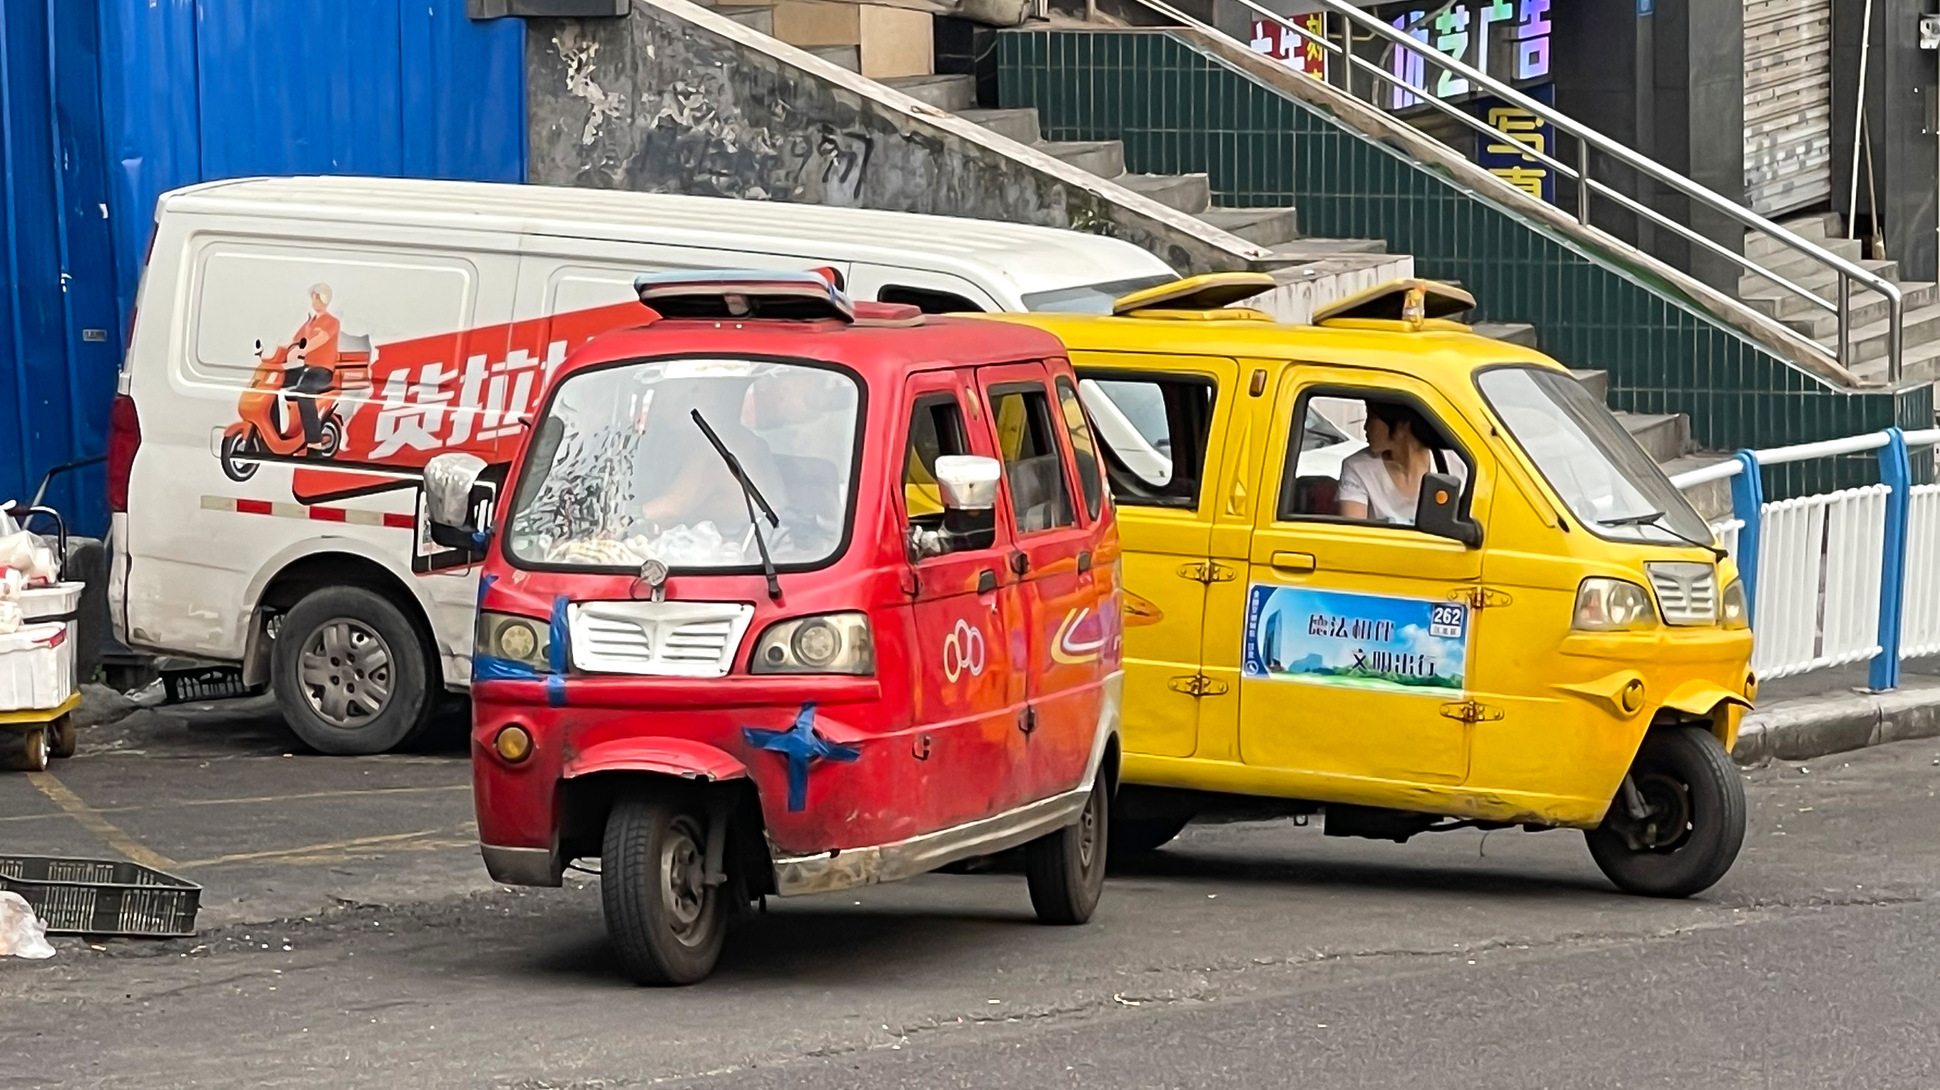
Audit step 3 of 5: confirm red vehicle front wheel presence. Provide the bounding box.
[602,795,728,985]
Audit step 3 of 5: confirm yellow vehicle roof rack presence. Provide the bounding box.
[1111,272,1279,316]
[1311,278,1476,332]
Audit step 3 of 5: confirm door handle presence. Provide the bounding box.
[1270,551,1317,573]
[1077,550,1092,573]
[977,569,997,594]
[1010,552,1031,576]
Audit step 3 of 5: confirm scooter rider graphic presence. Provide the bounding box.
[276,284,341,450]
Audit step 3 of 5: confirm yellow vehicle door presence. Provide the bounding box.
[1237,365,1497,786]
[1071,353,1239,759]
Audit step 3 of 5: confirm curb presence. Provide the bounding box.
[1732,685,1940,766]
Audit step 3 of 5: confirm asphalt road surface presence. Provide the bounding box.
[2,700,1937,1089]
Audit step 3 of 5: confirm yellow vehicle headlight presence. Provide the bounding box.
[1572,578,1658,632]
[1720,580,1750,629]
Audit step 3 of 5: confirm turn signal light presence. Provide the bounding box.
[1619,679,1646,715]
[494,725,533,763]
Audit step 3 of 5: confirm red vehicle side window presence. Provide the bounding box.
[989,385,1076,533]
[902,394,970,537]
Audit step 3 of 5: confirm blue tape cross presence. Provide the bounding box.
[742,703,860,812]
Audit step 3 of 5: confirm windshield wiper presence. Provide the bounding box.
[691,409,783,600]
[1598,511,1728,562]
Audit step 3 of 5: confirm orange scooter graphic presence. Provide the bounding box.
[219,333,373,482]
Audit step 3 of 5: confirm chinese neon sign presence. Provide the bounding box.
[1250,13,1329,81]
[1378,0,1552,109]
[1471,85,1556,203]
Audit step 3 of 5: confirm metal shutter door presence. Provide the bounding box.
[1743,0,1833,216]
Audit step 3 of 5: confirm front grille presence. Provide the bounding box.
[1646,562,1718,625]
[568,601,755,677]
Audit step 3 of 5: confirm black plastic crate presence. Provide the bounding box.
[0,855,201,937]
[159,663,254,704]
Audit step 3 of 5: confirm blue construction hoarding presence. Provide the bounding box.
[1,1,526,533]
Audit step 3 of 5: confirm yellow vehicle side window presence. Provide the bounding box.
[904,396,967,525]
[1280,389,1473,531]
[1072,374,1216,509]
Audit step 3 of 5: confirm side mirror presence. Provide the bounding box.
[424,452,493,554]
[910,455,1002,558]
[1416,471,1481,548]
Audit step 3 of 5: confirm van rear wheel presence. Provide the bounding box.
[1025,774,1109,925]
[1585,725,1745,898]
[271,586,435,755]
[602,796,728,986]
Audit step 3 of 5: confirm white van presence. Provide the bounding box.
[106,176,1178,754]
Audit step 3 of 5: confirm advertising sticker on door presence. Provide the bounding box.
[1241,585,1467,696]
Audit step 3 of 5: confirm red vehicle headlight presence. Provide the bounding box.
[750,612,874,675]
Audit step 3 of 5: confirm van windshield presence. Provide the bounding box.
[1021,274,1179,314]
[506,358,861,570]
[1477,366,1712,546]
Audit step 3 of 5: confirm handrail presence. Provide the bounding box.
[1116,0,1906,382]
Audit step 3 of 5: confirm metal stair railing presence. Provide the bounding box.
[1114,0,1905,382]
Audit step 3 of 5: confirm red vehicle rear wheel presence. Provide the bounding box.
[1026,772,1109,925]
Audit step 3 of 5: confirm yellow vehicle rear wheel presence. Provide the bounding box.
[1585,725,1744,898]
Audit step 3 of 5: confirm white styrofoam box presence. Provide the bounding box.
[17,581,82,624]
[0,622,75,712]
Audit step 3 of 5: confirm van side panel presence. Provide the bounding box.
[122,214,520,668]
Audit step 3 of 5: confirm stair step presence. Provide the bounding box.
[880,74,975,111]
[1741,279,1938,323]
[1846,332,1940,386]
[958,107,1041,144]
[1781,286,1940,342]
[1116,172,1211,214]
[1659,453,1736,522]
[1569,368,1609,401]
[1267,237,1388,258]
[1739,256,1900,299]
[1197,206,1301,247]
[716,4,773,33]
[1614,411,1691,463]
[1038,139,1126,178]
[1837,300,1940,371]
[806,43,860,72]
[1744,212,1842,262]
[1473,322,1539,349]
[1738,237,1867,286]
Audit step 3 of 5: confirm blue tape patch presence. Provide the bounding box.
[548,596,570,675]
[472,654,541,682]
[742,702,860,812]
[476,573,498,608]
[546,674,568,708]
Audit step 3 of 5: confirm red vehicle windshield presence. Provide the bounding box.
[504,356,862,570]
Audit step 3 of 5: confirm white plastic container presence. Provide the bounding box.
[17,581,82,625]
[0,623,74,712]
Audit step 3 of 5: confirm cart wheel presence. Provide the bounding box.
[1585,725,1746,898]
[0,728,49,773]
[601,795,728,986]
[47,715,76,760]
[1026,772,1109,925]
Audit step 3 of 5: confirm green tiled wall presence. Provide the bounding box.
[999,29,1932,497]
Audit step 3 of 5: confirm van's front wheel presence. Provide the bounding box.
[602,796,728,986]
[1586,725,1745,898]
[271,586,435,755]
[1025,776,1109,925]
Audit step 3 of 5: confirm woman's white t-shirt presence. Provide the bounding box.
[1336,448,1468,526]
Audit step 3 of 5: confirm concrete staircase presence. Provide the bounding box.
[717,5,861,70]
[876,73,1404,309]
[1741,214,1940,386]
